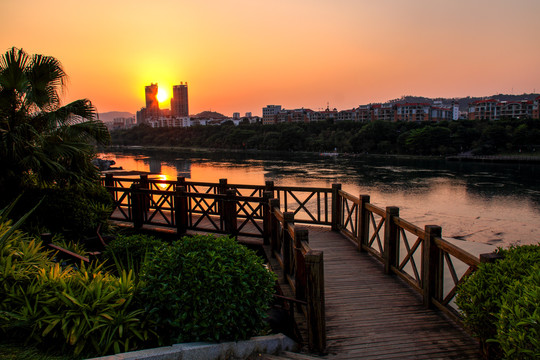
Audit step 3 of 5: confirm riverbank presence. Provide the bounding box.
[102,145,540,164]
[446,154,540,164]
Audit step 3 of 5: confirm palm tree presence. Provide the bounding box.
[0,47,110,196]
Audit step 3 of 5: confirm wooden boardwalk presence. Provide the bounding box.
[305,226,479,359]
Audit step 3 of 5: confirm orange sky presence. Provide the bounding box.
[2,0,540,116]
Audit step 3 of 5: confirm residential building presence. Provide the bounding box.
[145,83,160,121]
[310,107,338,122]
[499,100,533,119]
[171,83,189,117]
[395,103,431,122]
[430,106,454,122]
[533,96,540,119]
[468,99,499,120]
[109,116,136,130]
[357,105,373,122]
[468,99,535,120]
[336,109,357,122]
[262,105,282,124]
[372,104,395,122]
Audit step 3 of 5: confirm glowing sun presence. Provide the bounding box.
[156,88,168,103]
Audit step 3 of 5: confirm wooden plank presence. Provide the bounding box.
[304,225,480,359]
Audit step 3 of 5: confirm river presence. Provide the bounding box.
[98,148,540,248]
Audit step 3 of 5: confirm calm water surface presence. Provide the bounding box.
[99,149,540,248]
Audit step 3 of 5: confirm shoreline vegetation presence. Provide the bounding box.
[103,144,540,164]
[109,118,540,161]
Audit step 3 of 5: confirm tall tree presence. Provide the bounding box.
[0,47,110,195]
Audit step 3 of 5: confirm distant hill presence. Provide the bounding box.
[98,111,135,123]
[385,94,540,111]
[191,110,227,119]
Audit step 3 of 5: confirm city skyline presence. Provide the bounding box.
[2,0,540,116]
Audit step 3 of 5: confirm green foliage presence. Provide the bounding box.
[140,234,276,344]
[103,233,163,273]
[0,47,110,196]
[0,218,154,357]
[14,184,112,239]
[111,117,540,156]
[496,266,540,359]
[455,245,540,358]
[50,234,87,257]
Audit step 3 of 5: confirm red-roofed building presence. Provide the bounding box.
[468,99,499,120]
[357,105,373,122]
[372,104,395,121]
[395,103,431,122]
[499,100,533,119]
[532,96,540,119]
[469,99,535,120]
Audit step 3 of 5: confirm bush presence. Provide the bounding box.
[14,184,112,239]
[103,234,163,273]
[497,266,540,359]
[140,234,276,344]
[0,219,154,357]
[455,244,540,358]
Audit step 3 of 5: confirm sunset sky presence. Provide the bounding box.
[2,0,540,116]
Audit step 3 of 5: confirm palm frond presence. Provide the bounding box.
[26,54,66,110]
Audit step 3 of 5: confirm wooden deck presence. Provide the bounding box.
[305,226,479,359]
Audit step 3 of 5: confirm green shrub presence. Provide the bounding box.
[0,219,154,357]
[102,234,163,273]
[455,244,540,358]
[497,266,540,359]
[14,184,112,239]
[140,234,276,344]
[50,234,88,257]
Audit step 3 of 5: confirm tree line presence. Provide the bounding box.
[111,118,540,156]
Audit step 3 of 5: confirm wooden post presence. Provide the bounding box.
[140,174,150,211]
[269,198,280,255]
[384,206,399,274]
[282,212,295,281]
[175,186,188,235]
[265,180,275,197]
[218,178,228,194]
[358,195,370,252]
[262,191,273,245]
[224,189,237,237]
[176,176,186,191]
[422,225,443,308]
[294,228,309,301]
[306,250,326,354]
[104,173,115,200]
[130,183,143,229]
[331,184,342,231]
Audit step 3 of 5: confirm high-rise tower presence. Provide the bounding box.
[145,83,160,120]
[171,82,189,117]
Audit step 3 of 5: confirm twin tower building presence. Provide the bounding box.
[137,83,189,125]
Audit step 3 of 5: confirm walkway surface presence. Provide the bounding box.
[305,226,480,359]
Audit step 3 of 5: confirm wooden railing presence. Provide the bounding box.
[102,174,487,347]
[103,174,272,239]
[267,198,326,353]
[103,175,333,228]
[334,189,481,321]
[102,174,327,352]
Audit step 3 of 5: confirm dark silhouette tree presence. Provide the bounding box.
[0,47,110,195]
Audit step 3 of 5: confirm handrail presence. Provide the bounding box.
[267,198,326,353]
[103,174,486,338]
[333,189,486,324]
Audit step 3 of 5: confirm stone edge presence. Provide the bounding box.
[88,333,298,360]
